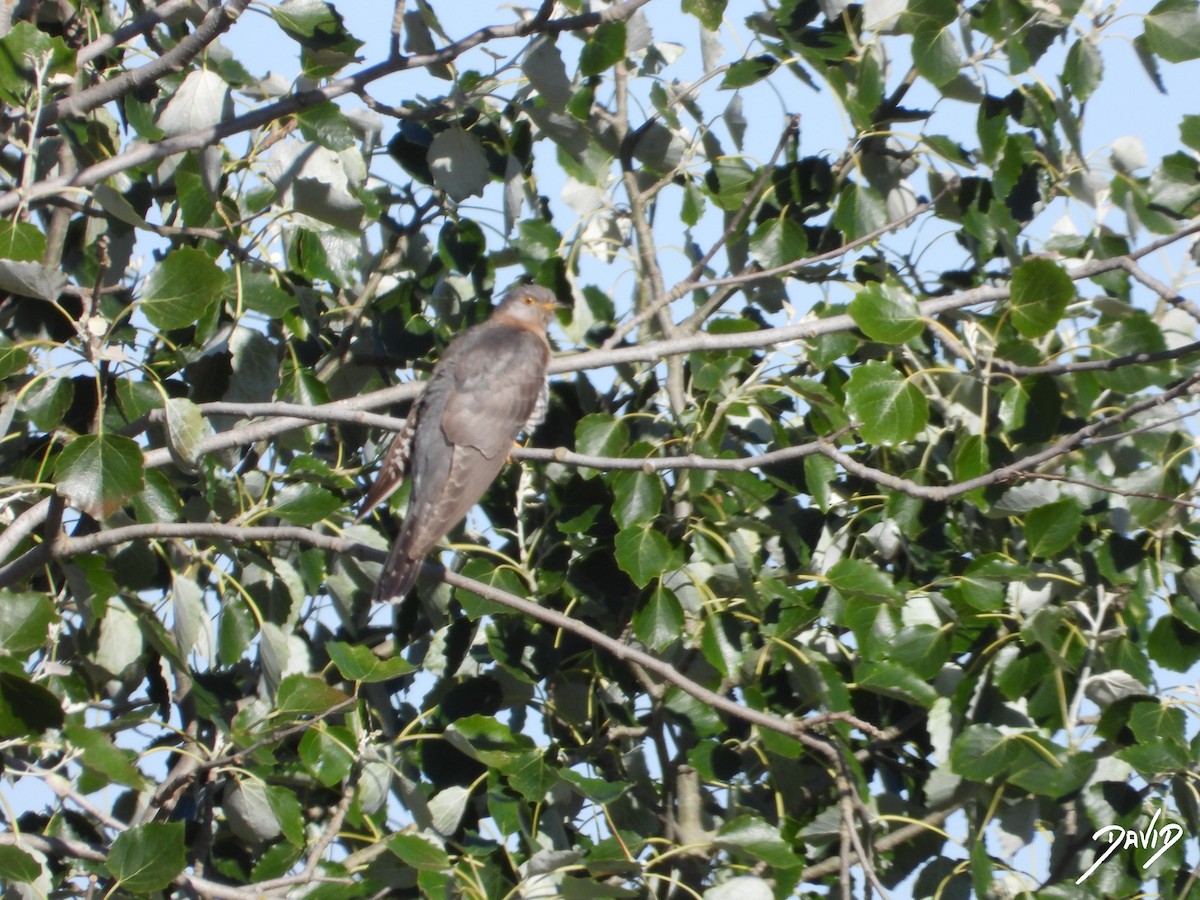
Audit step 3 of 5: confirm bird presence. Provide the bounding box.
[361,284,564,604]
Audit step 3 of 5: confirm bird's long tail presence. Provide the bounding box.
[375,543,421,604]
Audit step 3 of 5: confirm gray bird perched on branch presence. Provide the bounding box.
[361,284,564,604]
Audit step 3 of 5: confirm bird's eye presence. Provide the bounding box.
[523,295,535,304]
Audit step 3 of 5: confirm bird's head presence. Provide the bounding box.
[494,284,567,332]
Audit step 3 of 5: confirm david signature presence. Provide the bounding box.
[1076,805,1184,884]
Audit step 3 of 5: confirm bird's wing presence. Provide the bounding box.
[439,326,550,458]
[358,344,462,518]
[358,404,418,518]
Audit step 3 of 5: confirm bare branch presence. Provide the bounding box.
[987,338,1200,377]
[1017,471,1200,511]
[1117,253,1200,322]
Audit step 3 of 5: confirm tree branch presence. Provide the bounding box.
[43,0,251,129]
[817,371,1200,501]
[2,519,874,746]
[77,0,198,66]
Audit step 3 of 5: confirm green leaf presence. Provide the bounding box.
[428,127,490,202]
[54,434,145,519]
[93,183,152,228]
[827,558,903,603]
[66,725,147,788]
[633,584,684,650]
[1148,615,1200,672]
[705,157,758,211]
[0,259,68,302]
[716,815,802,868]
[720,55,779,89]
[970,837,993,898]
[1144,0,1200,62]
[1008,257,1075,338]
[1128,700,1186,746]
[271,0,365,77]
[560,768,629,804]
[612,469,664,528]
[833,182,888,238]
[952,433,990,484]
[0,220,46,261]
[0,22,76,105]
[575,413,629,462]
[21,376,73,432]
[844,361,929,445]
[1117,740,1191,775]
[455,557,529,618]
[1182,114,1200,151]
[251,844,302,882]
[164,398,210,473]
[107,823,185,892]
[682,0,728,31]
[700,613,744,677]
[271,483,341,525]
[385,833,450,872]
[1025,498,1082,558]
[326,640,416,683]
[1008,743,1094,798]
[276,673,351,715]
[913,25,961,87]
[437,219,485,274]
[902,0,959,29]
[299,725,356,786]
[854,660,939,707]
[296,101,358,150]
[748,217,807,269]
[174,156,215,227]
[579,21,626,76]
[140,247,226,331]
[945,555,1020,612]
[0,335,28,379]
[681,180,705,226]
[0,672,63,737]
[0,845,41,883]
[1091,314,1170,393]
[615,525,678,589]
[804,454,836,511]
[849,283,923,343]
[1064,37,1103,101]
[0,591,54,655]
[950,724,1020,781]
[237,269,297,317]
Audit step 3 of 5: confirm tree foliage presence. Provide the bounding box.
[1,0,1199,896]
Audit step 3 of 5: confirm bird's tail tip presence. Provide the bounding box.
[374,554,420,605]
